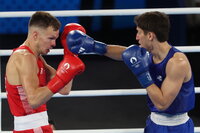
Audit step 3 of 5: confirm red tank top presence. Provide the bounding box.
[5,45,47,116]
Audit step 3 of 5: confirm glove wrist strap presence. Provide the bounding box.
[94,41,107,55]
[47,76,64,93]
[137,71,154,88]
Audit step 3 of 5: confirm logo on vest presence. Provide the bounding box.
[156,75,162,81]
[40,68,44,75]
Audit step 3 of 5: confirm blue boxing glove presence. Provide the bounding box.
[122,45,153,88]
[67,30,107,55]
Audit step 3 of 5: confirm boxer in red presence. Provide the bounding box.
[5,11,86,133]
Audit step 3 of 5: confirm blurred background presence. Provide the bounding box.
[1,0,200,131]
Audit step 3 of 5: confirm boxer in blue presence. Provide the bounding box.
[65,11,195,133]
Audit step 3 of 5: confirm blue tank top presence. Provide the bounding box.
[148,47,195,114]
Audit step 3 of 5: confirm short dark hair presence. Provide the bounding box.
[29,11,61,31]
[134,11,170,42]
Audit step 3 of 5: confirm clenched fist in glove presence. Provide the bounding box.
[47,54,85,93]
[61,23,86,55]
[122,45,153,88]
[67,30,107,55]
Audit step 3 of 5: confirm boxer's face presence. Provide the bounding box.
[37,26,59,55]
[136,27,148,48]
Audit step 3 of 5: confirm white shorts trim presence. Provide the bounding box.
[14,111,49,131]
[150,112,189,126]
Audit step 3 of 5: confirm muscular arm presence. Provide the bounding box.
[105,45,127,61]
[17,53,53,109]
[146,53,191,110]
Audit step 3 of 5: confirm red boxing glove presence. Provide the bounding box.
[47,54,85,93]
[61,23,86,55]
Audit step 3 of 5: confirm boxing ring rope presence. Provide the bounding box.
[0,7,200,18]
[1,46,200,56]
[1,7,200,133]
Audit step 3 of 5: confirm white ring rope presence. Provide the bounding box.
[0,7,200,18]
[1,87,200,99]
[1,127,200,133]
[1,46,200,56]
